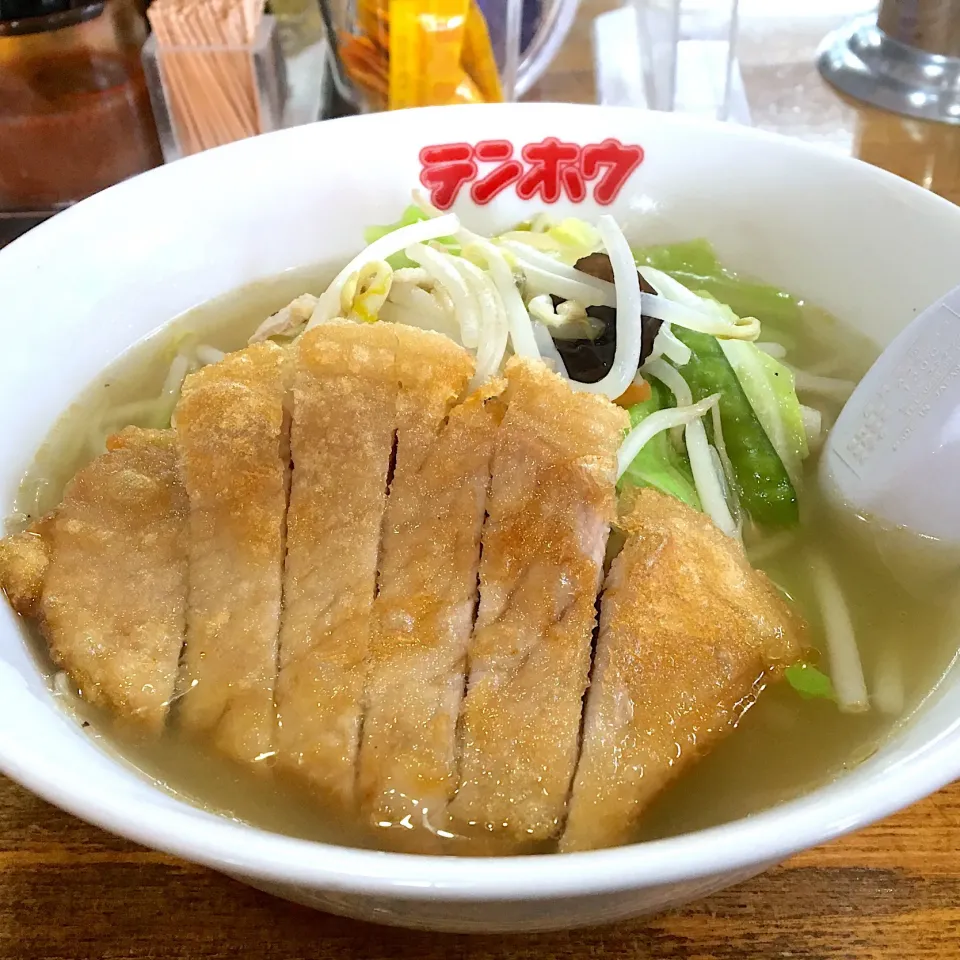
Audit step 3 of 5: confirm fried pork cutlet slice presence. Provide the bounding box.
[357,329,492,840]
[0,517,53,618]
[275,320,399,808]
[0,428,188,731]
[175,342,289,765]
[448,358,629,848]
[561,488,804,853]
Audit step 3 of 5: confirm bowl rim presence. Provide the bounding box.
[3,102,960,900]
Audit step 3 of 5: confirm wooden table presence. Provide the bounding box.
[4,4,960,958]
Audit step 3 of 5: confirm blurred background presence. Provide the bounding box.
[2,0,959,244]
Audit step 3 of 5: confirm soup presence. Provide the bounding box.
[2,208,958,854]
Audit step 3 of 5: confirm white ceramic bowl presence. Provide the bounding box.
[1,104,959,934]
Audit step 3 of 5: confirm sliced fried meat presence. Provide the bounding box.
[448,357,628,848]
[0,517,53,618]
[4,428,188,731]
[175,342,289,765]
[275,320,399,808]
[358,354,500,842]
[561,488,804,852]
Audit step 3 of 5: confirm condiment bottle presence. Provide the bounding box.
[0,0,163,211]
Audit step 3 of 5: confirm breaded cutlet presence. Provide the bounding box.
[359,353,502,845]
[561,488,803,852]
[448,357,629,848]
[5,428,189,731]
[175,342,289,765]
[275,321,398,807]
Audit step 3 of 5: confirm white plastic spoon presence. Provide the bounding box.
[820,283,960,585]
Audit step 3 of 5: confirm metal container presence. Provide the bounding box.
[818,0,960,125]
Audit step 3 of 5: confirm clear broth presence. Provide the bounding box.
[9,264,960,853]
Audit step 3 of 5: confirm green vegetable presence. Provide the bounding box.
[673,327,799,528]
[720,340,808,488]
[619,381,701,511]
[785,663,835,701]
[364,205,458,268]
[634,239,803,350]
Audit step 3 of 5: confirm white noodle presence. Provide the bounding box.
[104,399,170,424]
[617,393,719,480]
[464,239,540,360]
[790,368,856,403]
[642,359,737,538]
[195,345,226,366]
[572,216,643,400]
[406,243,480,348]
[806,548,869,713]
[745,530,796,564]
[160,353,192,404]
[307,213,460,328]
[872,645,905,717]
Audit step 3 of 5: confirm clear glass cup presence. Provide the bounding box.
[593,0,746,123]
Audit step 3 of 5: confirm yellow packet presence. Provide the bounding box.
[448,69,485,104]
[418,0,471,106]
[387,0,425,109]
[389,0,470,109]
[461,0,503,102]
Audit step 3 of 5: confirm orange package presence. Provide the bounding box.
[340,0,502,111]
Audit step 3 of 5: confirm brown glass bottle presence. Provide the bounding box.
[0,0,163,210]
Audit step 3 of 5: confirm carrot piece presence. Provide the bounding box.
[615,379,652,408]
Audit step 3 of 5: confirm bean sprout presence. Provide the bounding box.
[451,255,509,385]
[643,359,737,538]
[616,393,720,481]
[527,295,603,340]
[806,548,869,713]
[500,240,616,306]
[533,322,570,378]
[308,213,461,328]
[406,243,480,348]
[651,323,692,366]
[641,291,760,341]
[462,239,540,360]
[572,216,643,400]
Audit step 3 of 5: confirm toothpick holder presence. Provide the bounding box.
[142,16,287,162]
